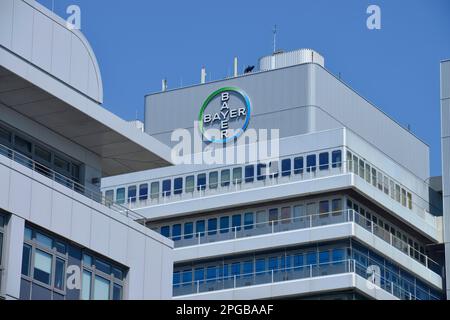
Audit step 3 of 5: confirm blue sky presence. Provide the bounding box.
[39,0,450,176]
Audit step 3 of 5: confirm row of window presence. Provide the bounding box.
[158,197,344,240]
[105,149,343,204]
[173,240,441,300]
[21,226,125,300]
[347,198,426,263]
[0,122,82,183]
[0,212,6,283]
[347,151,413,210]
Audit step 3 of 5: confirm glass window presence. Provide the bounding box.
[150,182,159,199]
[257,163,267,180]
[306,155,316,172]
[208,218,217,235]
[207,266,217,281]
[185,176,195,193]
[112,267,123,280]
[113,284,122,300]
[162,179,171,197]
[160,226,170,238]
[281,159,291,176]
[105,190,114,203]
[24,226,32,240]
[34,249,52,285]
[197,174,206,191]
[173,272,180,287]
[245,165,254,183]
[401,189,407,207]
[174,178,183,195]
[243,261,253,275]
[196,220,205,237]
[95,259,111,275]
[21,244,32,276]
[82,270,92,300]
[333,249,345,262]
[34,145,51,163]
[0,126,11,144]
[116,188,125,204]
[365,164,371,183]
[54,156,70,173]
[194,268,204,282]
[377,172,383,190]
[182,270,192,284]
[172,224,181,241]
[244,212,254,230]
[407,192,413,210]
[232,167,242,184]
[94,275,110,300]
[127,186,137,203]
[269,161,279,178]
[184,222,193,239]
[231,263,240,276]
[232,214,241,231]
[371,168,377,187]
[269,257,278,270]
[256,210,268,227]
[255,259,266,273]
[395,184,401,202]
[281,207,291,224]
[55,241,66,254]
[54,258,65,290]
[14,135,32,154]
[139,184,148,201]
[294,157,304,174]
[331,199,342,215]
[293,205,304,221]
[319,251,330,264]
[319,152,329,170]
[332,150,342,168]
[358,160,364,179]
[83,253,92,266]
[221,170,230,186]
[36,232,52,249]
[269,208,279,224]
[319,200,329,214]
[306,252,317,265]
[352,155,359,175]
[209,172,219,189]
[220,216,229,233]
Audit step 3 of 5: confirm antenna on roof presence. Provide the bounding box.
[272,25,277,54]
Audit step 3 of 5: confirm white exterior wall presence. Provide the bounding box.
[0,153,173,300]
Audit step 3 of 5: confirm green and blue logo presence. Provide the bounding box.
[199,87,251,143]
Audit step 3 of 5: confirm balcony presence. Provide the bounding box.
[170,209,440,275]
[173,258,440,300]
[0,143,145,222]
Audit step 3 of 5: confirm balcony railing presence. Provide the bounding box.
[0,143,146,223]
[173,258,440,300]
[170,209,441,275]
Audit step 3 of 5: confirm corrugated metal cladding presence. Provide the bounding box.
[259,49,325,71]
[145,62,429,180]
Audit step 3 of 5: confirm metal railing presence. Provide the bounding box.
[0,143,146,223]
[173,258,440,300]
[170,209,441,275]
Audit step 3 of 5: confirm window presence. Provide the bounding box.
[269,208,279,225]
[371,168,377,187]
[162,179,171,197]
[174,178,183,195]
[269,257,278,271]
[208,218,217,235]
[36,232,53,249]
[172,224,181,241]
[294,157,304,174]
[407,192,413,210]
[127,186,137,203]
[257,163,267,180]
[256,210,267,228]
[14,135,32,154]
[383,176,389,195]
[319,200,329,217]
[0,126,11,144]
[185,176,195,193]
[220,216,229,233]
[319,251,330,264]
[377,172,383,191]
[306,252,317,265]
[319,152,329,170]
[306,155,316,172]
[231,263,240,277]
[331,199,342,215]
[82,270,92,300]
[243,261,253,275]
[256,259,266,273]
[116,188,125,204]
[401,189,407,207]
[139,184,148,201]
[160,226,170,238]
[207,266,217,282]
[54,258,65,290]
[293,205,304,222]
[245,165,254,183]
[359,160,365,179]
[232,214,242,231]
[269,161,279,178]
[34,145,51,163]
[113,284,123,300]
[34,249,52,285]
[281,207,291,224]
[281,159,291,176]
[95,259,111,275]
[173,272,180,287]
[221,170,230,186]
[395,184,401,202]
[196,220,205,237]
[233,167,242,184]
[184,222,194,239]
[365,164,371,183]
[332,249,345,263]
[194,268,204,282]
[105,190,114,203]
[209,172,219,189]
[346,151,353,172]
[21,244,32,276]
[352,155,359,175]
[244,212,254,230]
[197,174,206,191]
[182,270,192,285]
[150,182,159,199]
[93,276,110,300]
[293,254,304,269]
[332,150,342,168]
